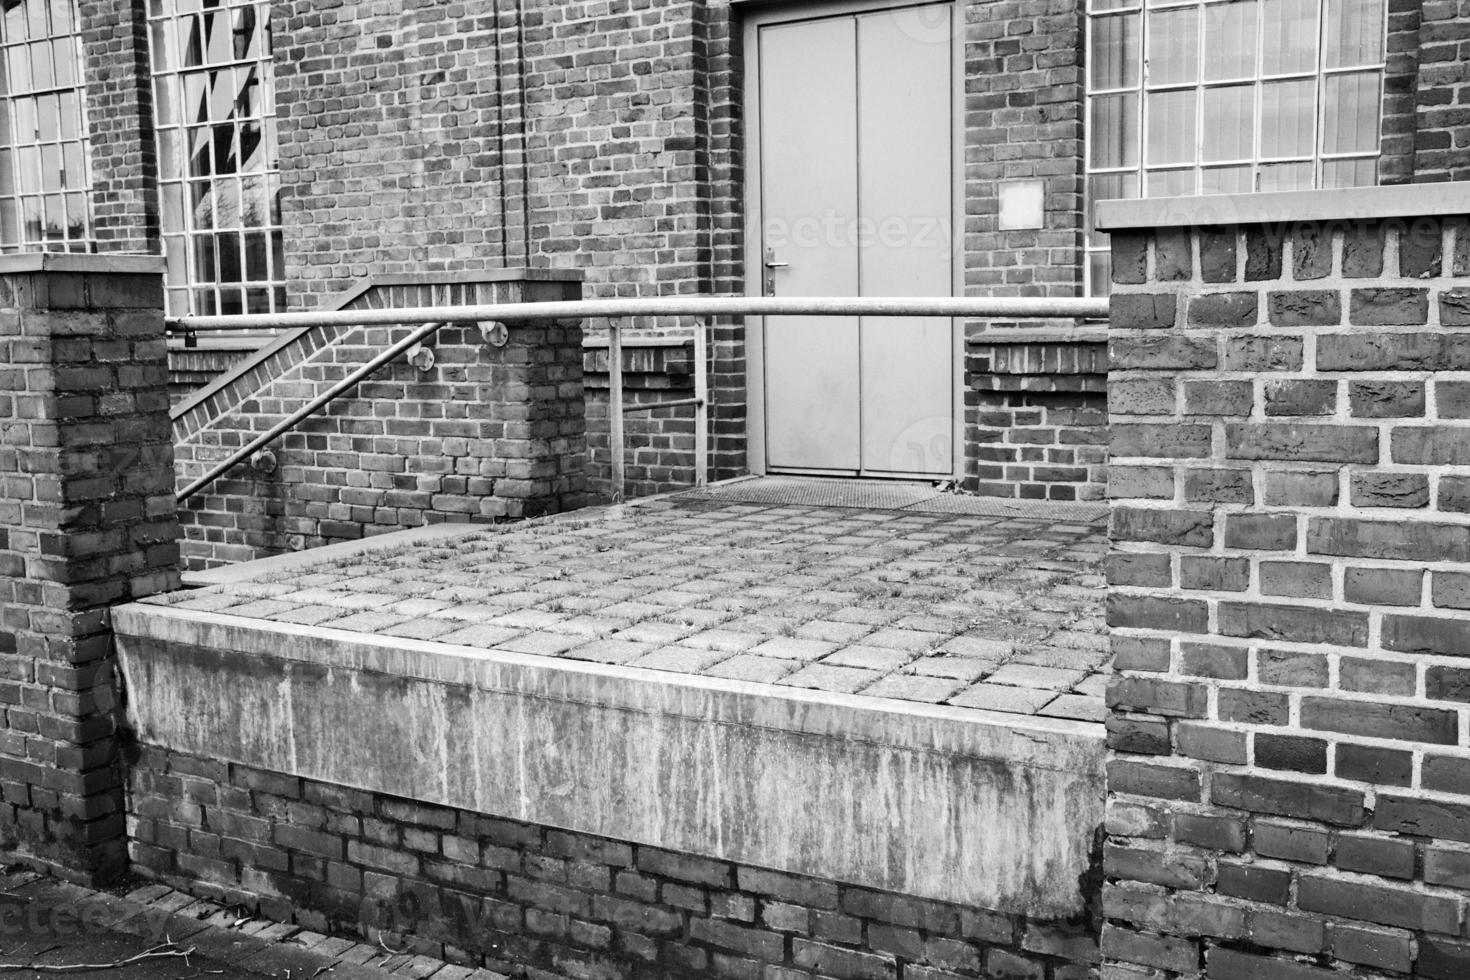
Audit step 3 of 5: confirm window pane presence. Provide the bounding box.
[0,199,16,244]
[46,0,70,34]
[1147,6,1199,86]
[161,181,184,232]
[1262,0,1318,74]
[24,0,43,39]
[51,37,71,86]
[1146,89,1196,165]
[1260,78,1314,157]
[1202,85,1254,161]
[16,145,37,193]
[1146,169,1197,197]
[1202,165,1253,194]
[1090,0,1137,11]
[61,141,83,188]
[63,190,84,237]
[58,90,77,139]
[158,127,181,179]
[1324,70,1382,154]
[42,194,64,241]
[3,1,27,44]
[244,229,268,279]
[1089,92,1139,167]
[205,9,232,63]
[20,195,39,239]
[1259,161,1313,191]
[35,92,55,142]
[38,144,58,192]
[1089,252,1111,295]
[28,40,50,88]
[1325,0,1385,67]
[1091,12,1140,90]
[1322,157,1376,187]
[7,46,27,94]
[1087,172,1138,235]
[1205,0,1257,82]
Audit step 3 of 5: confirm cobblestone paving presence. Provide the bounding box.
[148,496,1108,722]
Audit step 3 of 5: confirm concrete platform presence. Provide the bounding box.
[114,482,1108,917]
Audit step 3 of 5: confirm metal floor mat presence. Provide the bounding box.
[675,477,1108,522]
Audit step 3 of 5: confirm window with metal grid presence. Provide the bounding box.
[0,0,92,252]
[1084,0,1388,293]
[149,0,284,317]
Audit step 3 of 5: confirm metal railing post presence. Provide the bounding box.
[608,318,625,505]
[693,320,708,487]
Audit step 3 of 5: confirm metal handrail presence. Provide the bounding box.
[163,295,1108,333]
[170,295,1108,506]
[176,321,445,502]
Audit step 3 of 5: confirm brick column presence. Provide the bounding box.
[0,254,178,883]
[79,0,158,252]
[1102,185,1470,979]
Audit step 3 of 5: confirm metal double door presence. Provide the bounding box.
[757,3,955,478]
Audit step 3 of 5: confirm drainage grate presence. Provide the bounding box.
[676,477,1108,522]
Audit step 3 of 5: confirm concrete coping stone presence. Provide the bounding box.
[113,602,1101,768]
[1097,181,1470,231]
[0,251,166,274]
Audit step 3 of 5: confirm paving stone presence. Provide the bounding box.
[863,627,949,651]
[1037,694,1107,723]
[702,655,800,684]
[630,646,730,673]
[269,604,349,626]
[683,629,765,652]
[948,683,1058,714]
[436,624,524,649]
[379,618,465,641]
[779,663,883,694]
[328,610,411,633]
[986,663,1089,691]
[494,631,583,657]
[615,621,696,645]
[750,637,840,661]
[221,598,302,620]
[822,645,913,671]
[936,635,1012,659]
[907,655,998,683]
[795,619,874,643]
[565,638,654,664]
[860,674,965,703]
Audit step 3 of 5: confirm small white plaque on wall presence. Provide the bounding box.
[998,180,1046,231]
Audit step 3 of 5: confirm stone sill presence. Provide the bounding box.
[0,251,165,274]
[1097,181,1470,232]
[113,598,1103,917]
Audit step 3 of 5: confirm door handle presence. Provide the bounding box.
[764,248,788,296]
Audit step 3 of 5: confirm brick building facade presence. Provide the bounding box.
[21,0,1463,510]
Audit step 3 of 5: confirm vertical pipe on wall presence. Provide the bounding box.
[608,320,625,504]
[694,321,709,487]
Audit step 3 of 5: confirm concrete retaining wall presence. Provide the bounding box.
[111,592,1104,977]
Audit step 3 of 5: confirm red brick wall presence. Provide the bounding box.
[1104,202,1470,978]
[79,0,158,252]
[0,260,179,883]
[128,743,1099,980]
[1411,2,1470,182]
[174,277,586,570]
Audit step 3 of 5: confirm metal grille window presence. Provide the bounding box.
[148,0,283,316]
[1085,0,1388,292]
[0,0,93,251]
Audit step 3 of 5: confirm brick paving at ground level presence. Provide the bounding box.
[148,494,1108,722]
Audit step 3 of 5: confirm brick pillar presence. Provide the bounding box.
[1102,186,1470,979]
[0,254,179,883]
[79,0,158,252]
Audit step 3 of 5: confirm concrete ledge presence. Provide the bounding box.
[114,603,1104,917]
[0,252,166,274]
[1098,182,1470,231]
